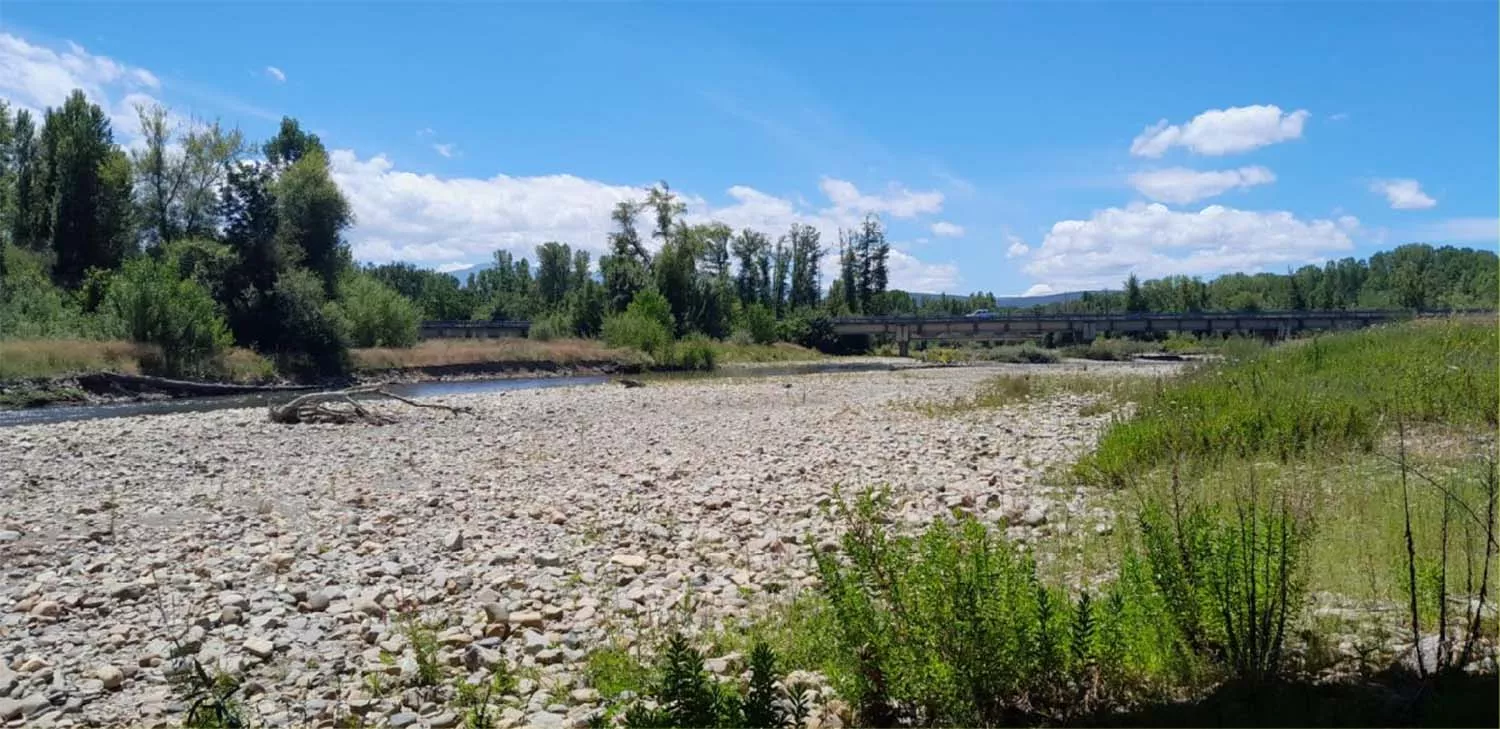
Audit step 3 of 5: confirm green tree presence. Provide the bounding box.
[1124,273,1147,313]
[103,255,231,377]
[535,241,573,309]
[771,239,790,316]
[262,117,325,168]
[787,223,823,310]
[273,148,351,298]
[603,201,650,312]
[339,273,419,347]
[731,228,770,309]
[40,90,135,287]
[8,109,46,253]
[132,104,245,247]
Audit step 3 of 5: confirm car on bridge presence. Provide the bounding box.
[964,309,998,318]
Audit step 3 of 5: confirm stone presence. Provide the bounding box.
[509,611,544,628]
[243,637,276,659]
[529,711,566,729]
[0,699,20,721]
[610,554,647,571]
[96,665,124,690]
[29,601,60,618]
[0,530,19,543]
[389,711,421,728]
[568,688,599,704]
[443,529,464,551]
[533,552,563,567]
[480,603,508,624]
[353,596,385,617]
[430,711,461,728]
[1021,506,1048,527]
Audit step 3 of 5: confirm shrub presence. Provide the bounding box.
[813,487,1180,726]
[528,312,572,342]
[339,274,419,348]
[0,244,108,339]
[664,334,717,371]
[102,256,232,377]
[626,288,675,334]
[603,311,672,362]
[617,634,801,729]
[738,303,777,345]
[567,285,606,338]
[1138,474,1314,685]
[267,268,351,378]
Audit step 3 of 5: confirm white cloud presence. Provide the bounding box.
[433,143,457,158]
[1024,202,1355,291]
[331,150,960,288]
[1128,166,1276,204]
[265,66,286,83]
[0,32,164,141]
[1005,235,1030,258]
[818,177,943,219]
[930,221,964,237]
[1130,105,1309,157]
[1406,217,1497,242]
[1021,284,1055,297]
[1370,178,1436,210]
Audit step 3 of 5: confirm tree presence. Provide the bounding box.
[104,254,231,377]
[38,91,136,288]
[131,104,187,248]
[697,222,732,282]
[644,181,685,245]
[731,228,771,309]
[9,109,46,252]
[263,117,325,168]
[856,214,890,312]
[273,148,351,298]
[220,161,282,345]
[771,239,791,316]
[535,241,573,309]
[603,200,650,312]
[1124,273,1147,313]
[838,231,859,314]
[787,223,823,310]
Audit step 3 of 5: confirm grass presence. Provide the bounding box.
[709,341,826,364]
[905,371,1163,417]
[351,337,650,371]
[0,339,152,379]
[1078,319,1498,486]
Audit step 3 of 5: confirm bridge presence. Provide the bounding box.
[830,310,1411,356]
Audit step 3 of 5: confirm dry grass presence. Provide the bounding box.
[352,337,650,371]
[0,339,153,380]
[710,341,826,363]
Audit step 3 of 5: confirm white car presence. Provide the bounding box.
[965,309,997,318]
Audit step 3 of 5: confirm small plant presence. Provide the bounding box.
[395,611,446,687]
[455,670,517,729]
[171,657,249,729]
[617,635,797,728]
[586,643,652,700]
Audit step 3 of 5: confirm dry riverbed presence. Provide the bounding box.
[0,365,1146,728]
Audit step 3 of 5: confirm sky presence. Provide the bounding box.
[1,2,1496,296]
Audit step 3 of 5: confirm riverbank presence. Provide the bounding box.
[0,366,1126,727]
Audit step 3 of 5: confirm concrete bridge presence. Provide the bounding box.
[418,320,530,340]
[830,310,1411,356]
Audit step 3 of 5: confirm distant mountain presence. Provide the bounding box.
[436,263,490,283]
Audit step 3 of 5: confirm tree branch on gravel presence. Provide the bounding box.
[268,386,474,425]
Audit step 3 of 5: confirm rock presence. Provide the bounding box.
[0,699,20,721]
[533,552,563,568]
[1021,506,1048,527]
[0,530,19,542]
[389,711,421,728]
[29,601,60,618]
[509,611,544,629]
[353,596,385,617]
[569,688,599,704]
[1093,522,1113,536]
[443,529,464,552]
[96,665,124,690]
[16,694,50,718]
[481,603,508,624]
[304,590,331,612]
[430,711,461,728]
[267,552,295,570]
[610,554,647,571]
[243,637,276,659]
[529,711,566,729]
[106,582,146,601]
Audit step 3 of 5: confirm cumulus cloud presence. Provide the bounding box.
[1130,105,1309,157]
[1023,202,1355,292]
[1021,284,1055,297]
[432,143,457,158]
[0,32,164,140]
[330,150,960,289]
[1370,178,1436,210]
[1005,235,1030,258]
[818,177,943,219]
[930,221,964,237]
[265,66,286,83]
[1128,166,1276,204]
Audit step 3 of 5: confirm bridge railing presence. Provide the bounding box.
[828,309,1444,324]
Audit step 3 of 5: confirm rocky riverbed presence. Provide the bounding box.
[0,364,1153,728]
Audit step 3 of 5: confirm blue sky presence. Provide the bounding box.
[2,2,1495,295]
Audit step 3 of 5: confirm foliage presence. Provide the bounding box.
[1081,319,1499,485]
[266,267,351,377]
[0,244,110,339]
[102,255,231,377]
[618,634,797,729]
[663,334,717,371]
[0,339,151,380]
[339,273,419,348]
[586,644,652,700]
[527,312,572,342]
[603,311,673,362]
[812,487,1182,725]
[738,303,778,345]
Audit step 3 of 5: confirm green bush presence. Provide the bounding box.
[0,244,108,339]
[268,268,351,378]
[567,284,606,338]
[1138,477,1313,685]
[738,303,777,345]
[813,487,1181,726]
[339,274,419,348]
[664,334,717,371]
[102,256,232,377]
[626,288,675,334]
[603,311,672,362]
[779,310,838,352]
[617,635,802,729]
[528,312,572,342]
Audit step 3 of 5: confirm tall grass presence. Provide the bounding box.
[0,339,153,379]
[1080,320,1499,486]
[351,338,649,371]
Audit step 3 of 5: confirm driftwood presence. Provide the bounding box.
[77,372,317,398]
[268,385,475,425]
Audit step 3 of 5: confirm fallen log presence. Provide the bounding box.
[76,372,318,398]
[268,385,475,425]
